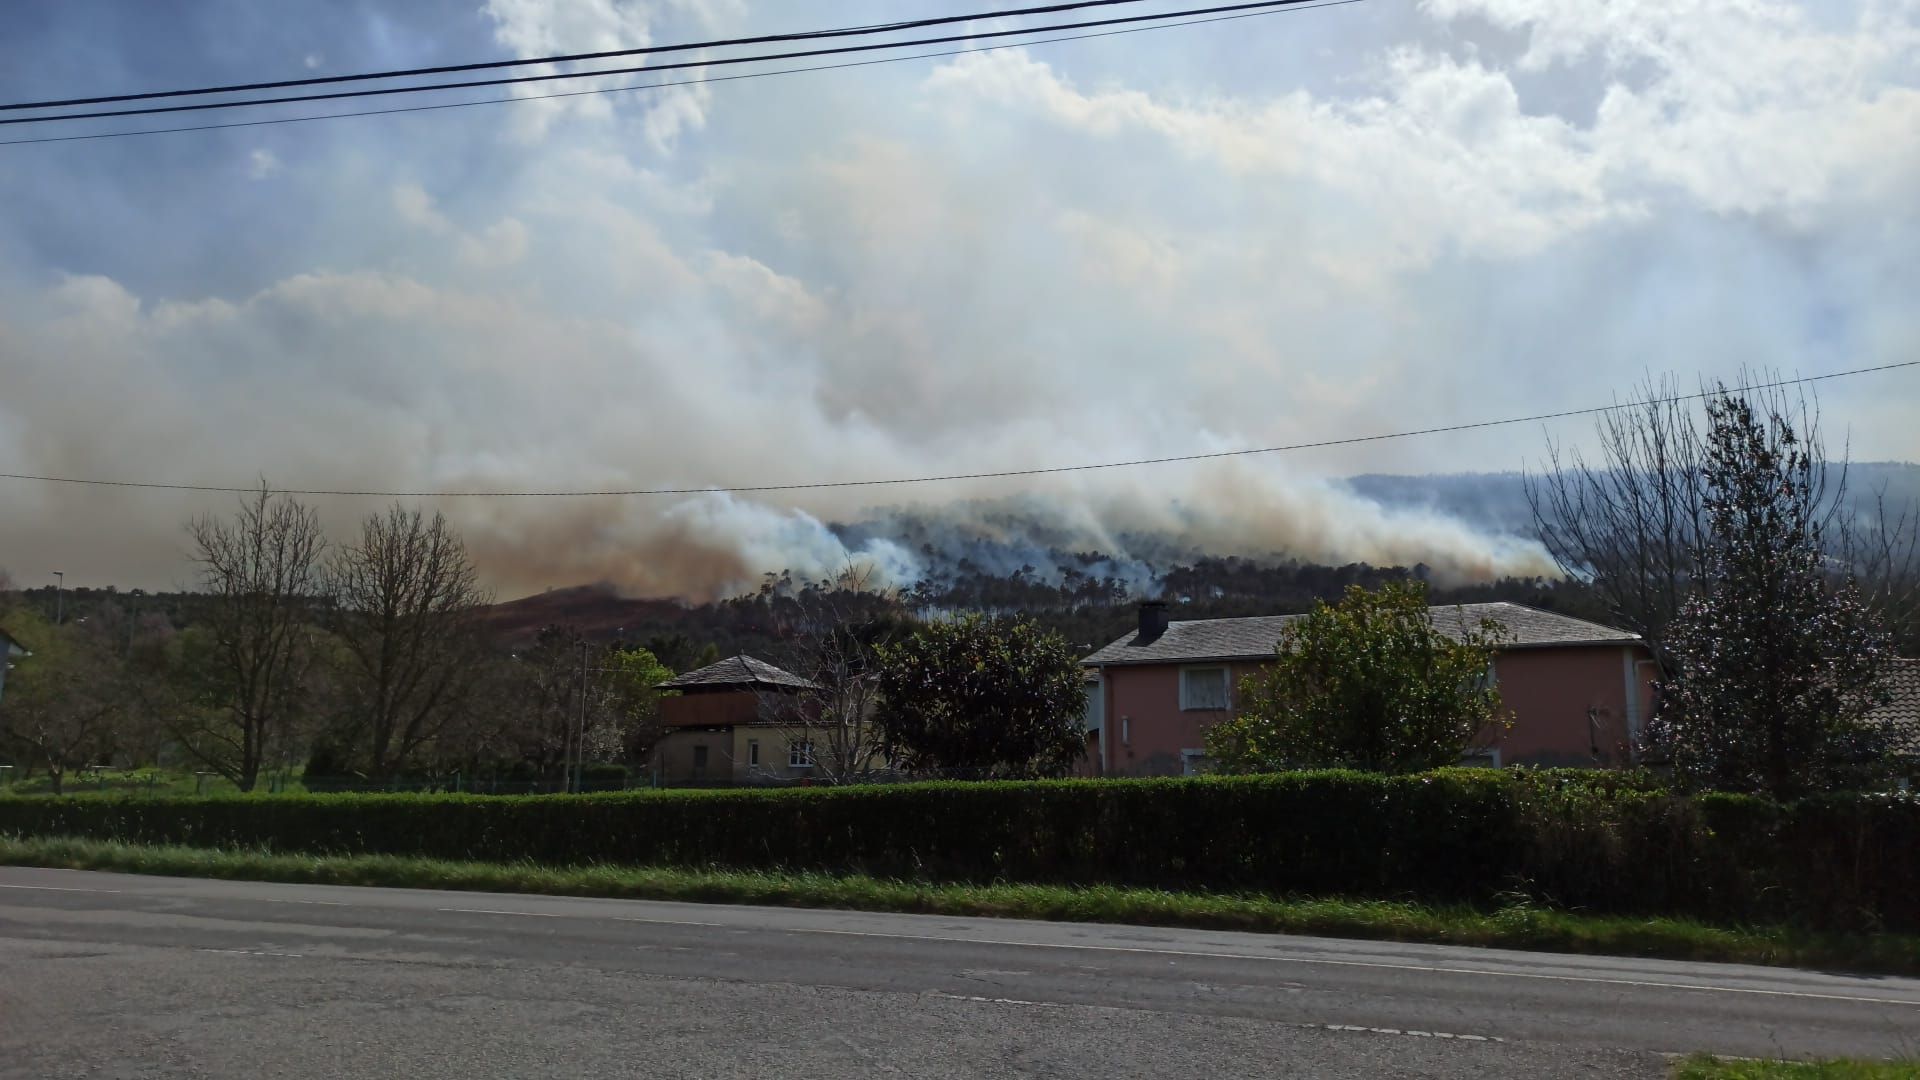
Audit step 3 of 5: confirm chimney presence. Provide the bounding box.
[1137,601,1169,643]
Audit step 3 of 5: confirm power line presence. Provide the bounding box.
[0,0,1318,128]
[0,1,1357,148]
[0,1,1162,113]
[2,362,1911,499]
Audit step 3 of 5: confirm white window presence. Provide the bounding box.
[1459,747,1501,768]
[789,741,814,768]
[1181,749,1210,776]
[1179,667,1230,711]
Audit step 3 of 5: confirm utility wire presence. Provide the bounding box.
[0,0,1318,127]
[0,1,1357,147]
[1,363,1911,499]
[0,0,1162,112]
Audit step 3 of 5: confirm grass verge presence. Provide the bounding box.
[6,834,1920,976]
[1673,1056,1920,1078]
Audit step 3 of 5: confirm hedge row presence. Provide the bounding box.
[2,769,1915,932]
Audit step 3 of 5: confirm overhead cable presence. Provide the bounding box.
[0,1,1327,127]
[0,1,1163,112]
[0,363,1911,498]
[0,1,1359,147]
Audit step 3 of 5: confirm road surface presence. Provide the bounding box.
[2,867,1917,1078]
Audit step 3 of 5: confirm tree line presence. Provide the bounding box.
[0,493,675,793]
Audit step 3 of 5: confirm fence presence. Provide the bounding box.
[0,764,1075,798]
[0,768,658,798]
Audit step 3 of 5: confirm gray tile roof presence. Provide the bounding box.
[0,627,27,655]
[1870,659,1920,760]
[657,654,818,692]
[1082,602,1641,666]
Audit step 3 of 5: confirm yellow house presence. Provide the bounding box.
[650,655,830,786]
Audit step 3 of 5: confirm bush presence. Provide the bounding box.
[1210,582,1508,774]
[0,770,1914,932]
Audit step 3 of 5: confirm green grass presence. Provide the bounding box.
[1,768,301,798]
[6,834,1920,976]
[1674,1056,1920,1078]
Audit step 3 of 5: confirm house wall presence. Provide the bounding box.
[651,727,738,786]
[659,691,763,729]
[652,723,874,786]
[1482,645,1658,767]
[1099,661,1268,777]
[1095,643,1658,775]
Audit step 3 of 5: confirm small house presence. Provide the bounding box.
[650,655,823,786]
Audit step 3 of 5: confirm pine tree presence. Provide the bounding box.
[1647,392,1893,798]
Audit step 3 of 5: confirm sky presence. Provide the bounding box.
[0,0,1916,599]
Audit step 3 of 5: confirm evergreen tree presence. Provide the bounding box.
[874,614,1086,779]
[1647,392,1894,798]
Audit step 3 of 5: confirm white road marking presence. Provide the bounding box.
[921,991,1503,1041]
[1321,1024,1500,1043]
[0,884,122,894]
[928,991,1068,1009]
[196,948,304,958]
[262,898,348,907]
[785,928,1920,1008]
[613,916,725,928]
[437,908,563,917]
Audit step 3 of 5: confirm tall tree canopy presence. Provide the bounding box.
[874,614,1085,779]
[1646,392,1894,799]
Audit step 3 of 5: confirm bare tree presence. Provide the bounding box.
[1527,372,1844,665]
[763,565,904,785]
[324,506,491,779]
[477,624,589,785]
[1835,487,1920,655]
[182,485,326,791]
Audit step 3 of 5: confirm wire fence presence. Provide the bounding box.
[0,763,1094,797]
[0,767,651,798]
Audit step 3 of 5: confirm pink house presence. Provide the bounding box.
[1081,602,1659,776]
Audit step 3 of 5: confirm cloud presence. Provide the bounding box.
[479,0,736,146]
[390,183,529,269]
[247,149,282,180]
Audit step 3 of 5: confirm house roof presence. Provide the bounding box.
[656,654,818,692]
[1081,602,1642,666]
[1870,659,1920,760]
[0,627,27,657]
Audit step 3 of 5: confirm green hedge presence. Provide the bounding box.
[2,769,1914,932]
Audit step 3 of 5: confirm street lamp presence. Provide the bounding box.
[51,571,64,625]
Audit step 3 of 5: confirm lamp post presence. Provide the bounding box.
[51,571,64,625]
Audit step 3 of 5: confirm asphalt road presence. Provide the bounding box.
[2,868,1917,1079]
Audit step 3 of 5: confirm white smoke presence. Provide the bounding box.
[1,0,1914,600]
